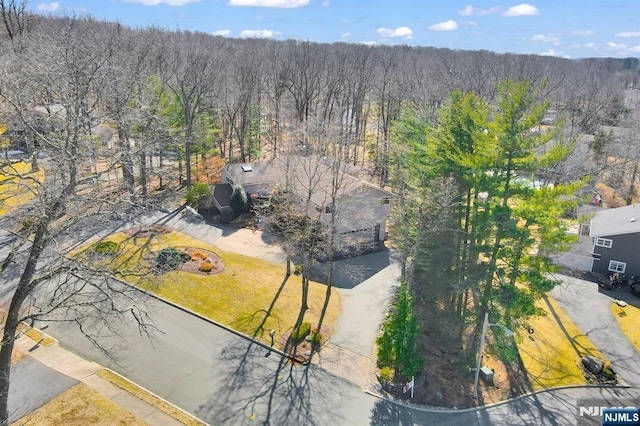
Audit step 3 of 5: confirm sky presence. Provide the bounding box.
[29,0,640,59]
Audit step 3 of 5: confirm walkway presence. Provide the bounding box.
[14,334,191,425]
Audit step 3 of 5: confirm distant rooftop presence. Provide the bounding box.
[590,203,640,237]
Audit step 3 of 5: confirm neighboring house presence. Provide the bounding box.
[214,156,392,250]
[590,203,640,277]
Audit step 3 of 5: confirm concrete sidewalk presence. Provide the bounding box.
[14,335,197,425]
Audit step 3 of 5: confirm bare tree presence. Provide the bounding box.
[0,0,28,42]
[0,18,156,424]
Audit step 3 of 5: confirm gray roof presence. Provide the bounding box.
[590,203,640,237]
[223,156,392,207]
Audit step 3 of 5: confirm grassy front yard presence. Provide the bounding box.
[611,301,640,352]
[12,383,146,426]
[81,229,340,344]
[516,296,607,390]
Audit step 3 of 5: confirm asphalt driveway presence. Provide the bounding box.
[550,274,640,388]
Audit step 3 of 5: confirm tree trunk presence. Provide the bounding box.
[0,221,48,425]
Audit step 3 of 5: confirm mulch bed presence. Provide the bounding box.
[278,323,334,363]
[175,247,225,275]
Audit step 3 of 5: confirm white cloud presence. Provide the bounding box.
[540,49,570,58]
[428,20,459,31]
[125,0,201,5]
[630,45,640,52]
[321,0,330,6]
[229,0,309,7]
[502,3,539,17]
[571,30,595,37]
[585,42,597,48]
[606,42,626,49]
[240,29,276,38]
[616,31,640,38]
[341,32,351,38]
[531,33,561,45]
[213,29,231,36]
[458,5,500,16]
[358,41,377,46]
[377,26,413,39]
[36,2,59,11]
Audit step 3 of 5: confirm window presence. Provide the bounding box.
[608,260,626,273]
[595,237,613,248]
[325,205,334,214]
[380,197,391,206]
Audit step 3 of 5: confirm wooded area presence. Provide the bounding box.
[1,5,639,419]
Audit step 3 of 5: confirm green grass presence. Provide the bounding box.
[79,230,341,344]
[516,296,606,390]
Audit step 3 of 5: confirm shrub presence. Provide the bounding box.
[191,251,207,261]
[155,248,190,272]
[379,366,394,382]
[185,182,211,208]
[310,331,323,345]
[93,241,119,255]
[199,261,213,272]
[291,322,311,342]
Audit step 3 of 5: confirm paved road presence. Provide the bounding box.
[550,274,640,387]
[3,227,639,425]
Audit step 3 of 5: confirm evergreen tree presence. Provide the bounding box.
[230,184,248,214]
[377,280,422,378]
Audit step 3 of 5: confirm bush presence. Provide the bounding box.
[379,366,394,382]
[93,241,119,255]
[155,248,190,272]
[185,182,211,208]
[291,322,312,342]
[199,261,213,272]
[191,251,207,261]
[310,331,323,345]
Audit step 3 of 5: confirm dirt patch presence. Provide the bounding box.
[278,324,335,363]
[175,247,225,275]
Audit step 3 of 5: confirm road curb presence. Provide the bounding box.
[102,368,211,426]
[362,382,632,414]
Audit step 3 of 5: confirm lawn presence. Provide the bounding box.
[11,383,145,426]
[611,301,640,352]
[0,161,44,215]
[516,296,607,390]
[80,229,341,344]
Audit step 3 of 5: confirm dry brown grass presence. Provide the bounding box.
[0,161,44,215]
[11,383,145,426]
[97,369,204,425]
[517,296,606,390]
[611,301,640,352]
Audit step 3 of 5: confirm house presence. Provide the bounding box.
[213,156,392,250]
[590,203,640,277]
